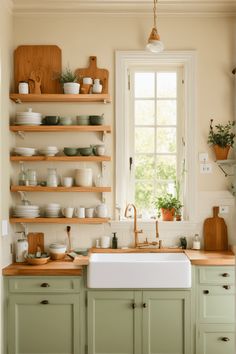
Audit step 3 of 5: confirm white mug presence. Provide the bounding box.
[62,207,74,218]
[62,177,73,187]
[101,236,110,248]
[83,77,93,85]
[75,207,85,218]
[95,204,108,218]
[85,207,94,218]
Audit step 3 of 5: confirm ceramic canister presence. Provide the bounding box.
[75,168,93,187]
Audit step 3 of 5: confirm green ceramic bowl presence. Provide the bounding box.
[76,115,90,126]
[43,116,60,125]
[79,147,93,156]
[89,115,104,125]
[63,147,78,156]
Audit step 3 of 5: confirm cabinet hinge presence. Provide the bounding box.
[127,70,131,91]
[85,296,88,307]
[182,79,184,84]
[85,344,88,354]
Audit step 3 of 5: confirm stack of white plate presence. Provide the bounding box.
[45,203,61,218]
[13,147,37,156]
[39,146,59,157]
[13,205,40,218]
[15,109,42,126]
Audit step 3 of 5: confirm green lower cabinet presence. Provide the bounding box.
[8,294,80,354]
[196,324,235,354]
[142,291,191,354]
[87,290,142,354]
[87,290,191,354]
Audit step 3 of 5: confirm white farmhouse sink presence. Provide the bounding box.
[87,252,191,289]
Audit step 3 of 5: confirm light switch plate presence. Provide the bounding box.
[200,163,212,174]
[199,153,209,162]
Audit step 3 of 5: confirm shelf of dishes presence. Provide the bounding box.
[10,93,111,103]
[10,156,111,162]
[11,186,111,192]
[10,125,111,132]
[10,218,110,224]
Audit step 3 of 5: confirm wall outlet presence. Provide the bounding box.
[200,163,212,174]
[1,219,8,237]
[219,206,229,214]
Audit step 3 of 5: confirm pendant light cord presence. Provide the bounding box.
[153,0,157,28]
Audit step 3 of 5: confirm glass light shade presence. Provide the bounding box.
[146,39,164,53]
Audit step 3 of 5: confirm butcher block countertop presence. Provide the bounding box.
[2,258,83,276]
[2,249,235,276]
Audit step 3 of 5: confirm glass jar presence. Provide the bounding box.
[26,169,37,186]
[46,168,59,187]
[18,162,26,186]
[192,234,201,250]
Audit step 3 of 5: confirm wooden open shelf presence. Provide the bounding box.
[10,125,111,133]
[11,186,111,192]
[10,93,111,103]
[10,155,111,162]
[10,217,110,224]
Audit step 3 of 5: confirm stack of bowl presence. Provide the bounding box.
[13,205,40,218]
[49,243,67,260]
[44,203,61,218]
[13,147,36,156]
[39,146,59,157]
[76,115,90,125]
[15,109,42,126]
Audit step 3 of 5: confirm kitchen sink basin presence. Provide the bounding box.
[87,252,191,288]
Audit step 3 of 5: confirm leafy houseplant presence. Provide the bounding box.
[58,67,80,94]
[155,193,183,221]
[207,119,235,160]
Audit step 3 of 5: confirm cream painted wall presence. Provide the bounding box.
[0,1,13,352]
[9,14,236,251]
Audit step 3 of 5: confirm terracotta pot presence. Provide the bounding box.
[176,214,182,221]
[213,145,230,160]
[161,208,175,221]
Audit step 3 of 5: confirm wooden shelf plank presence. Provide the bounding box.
[10,155,111,162]
[11,186,111,192]
[10,125,111,133]
[10,93,111,103]
[10,217,110,224]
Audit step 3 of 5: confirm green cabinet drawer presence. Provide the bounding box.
[8,294,80,354]
[196,324,235,354]
[199,266,235,285]
[198,285,235,323]
[8,276,81,293]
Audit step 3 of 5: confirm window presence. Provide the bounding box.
[116,51,196,221]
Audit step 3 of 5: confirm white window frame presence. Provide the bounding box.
[115,50,197,222]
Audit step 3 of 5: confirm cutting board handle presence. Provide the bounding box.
[89,56,97,70]
[213,206,219,218]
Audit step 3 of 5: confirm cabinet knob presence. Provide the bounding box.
[41,283,50,288]
[222,273,230,277]
[203,290,209,294]
[131,303,136,309]
[143,303,147,308]
[223,285,231,290]
[40,300,49,305]
[221,337,230,342]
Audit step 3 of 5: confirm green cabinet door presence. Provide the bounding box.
[142,290,191,354]
[8,294,80,354]
[87,290,142,354]
[196,324,235,354]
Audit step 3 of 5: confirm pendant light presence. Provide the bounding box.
[146,0,164,53]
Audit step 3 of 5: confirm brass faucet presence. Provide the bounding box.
[124,204,160,248]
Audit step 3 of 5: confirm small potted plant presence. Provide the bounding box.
[155,193,181,221]
[58,67,80,94]
[207,119,235,160]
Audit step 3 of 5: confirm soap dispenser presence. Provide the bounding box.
[112,232,118,249]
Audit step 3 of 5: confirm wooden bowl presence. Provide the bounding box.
[26,256,50,265]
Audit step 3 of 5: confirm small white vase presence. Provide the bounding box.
[63,82,80,94]
[92,79,102,93]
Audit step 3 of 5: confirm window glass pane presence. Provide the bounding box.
[135,72,155,98]
[135,100,155,125]
[135,181,154,210]
[135,155,155,180]
[155,181,175,196]
[135,127,154,153]
[156,72,177,98]
[157,100,177,125]
[156,156,176,180]
[156,128,176,153]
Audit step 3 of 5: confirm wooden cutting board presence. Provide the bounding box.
[75,56,109,93]
[27,233,44,254]
[14,45,62,93]
[203,206,228,251]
